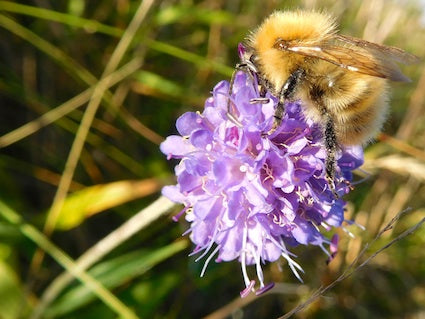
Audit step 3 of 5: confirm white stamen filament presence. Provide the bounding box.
[321,221,331,231]
[252,245,265,287]
[194,218,221,261]
[342,225,355,238]
[200,245,221,277]
[275,237,305,282]
[319,243,331,258]
[241,224,251,287]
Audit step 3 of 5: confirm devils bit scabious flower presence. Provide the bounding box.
[160,70,363,297]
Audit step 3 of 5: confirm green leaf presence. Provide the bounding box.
[0,1,122,37]
[45,240,188,317]
[133,70,184,97]
[54,179,161,230]
[0,222,21,241]
[131,272,182,318]
[154,6,234,25]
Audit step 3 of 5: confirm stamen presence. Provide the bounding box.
[344,219,366,231]
[287,259,304,283]
[330,234,339,255]
[172,206,188,222]
[240,280,255,298]
[341,225,355,238]
[182,227,192,237]
[269,236,298,258]
[241,225,250,287]
[193,215,222,261]
[200,245,221,277]
[277,239,304,282]
[194,235,216,262]
[326,234,339,264]
[319,243,332,258]
[320,221,331,231]
[255,282,275,296]
[251,245,264,287]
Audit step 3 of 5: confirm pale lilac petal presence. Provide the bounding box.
[160,135,192,158]
[176,112,202,135]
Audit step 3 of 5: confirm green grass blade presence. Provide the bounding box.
[0,3,232,76]
[0,13,97,86]
[0,199,139,319]
[45,241,188,317]
[0,1,123,37]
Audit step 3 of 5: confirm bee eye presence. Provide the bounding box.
[273,38,287,49]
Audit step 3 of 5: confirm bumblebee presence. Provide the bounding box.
[228,10,418,194]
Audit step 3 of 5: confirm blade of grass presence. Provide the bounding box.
[0,12,124,143]
[0,1,123,37]
[0,199,139,319]
[0,57,143,148]
[0,13,96,86]
[30,0,156,279]
[0,9,144,143]
[278,211,425,319]
[378,133,425,162]
[54,179,162,230]
[45,241,187,317]
[33,196,176,319]
[0,73,147,176]
[145,38,233,76]
[0,2,232,76]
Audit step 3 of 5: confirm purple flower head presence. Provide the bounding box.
[160,70,363,297]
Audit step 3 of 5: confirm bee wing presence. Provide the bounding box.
[276,35,418,82]
[334,34,419,65]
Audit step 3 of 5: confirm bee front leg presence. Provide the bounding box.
[269,93,286,134]
[227,58,264,125]
[269,68,305,135]
[226,63,251,126]
[250,83,270,104]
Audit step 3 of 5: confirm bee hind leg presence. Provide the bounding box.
[323,114,339,198]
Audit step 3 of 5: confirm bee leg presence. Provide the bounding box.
[250,97,270,104]
[250,84,270,104]
[323,114,339,198]
[259,83,267,98]
[269,93,286,134]
[226,62,258,126]
[226,65,243,126]
[269,68,305,135]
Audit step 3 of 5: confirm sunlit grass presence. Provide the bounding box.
[0,0,424,318]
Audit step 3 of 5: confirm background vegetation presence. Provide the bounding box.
[0,0,424,318]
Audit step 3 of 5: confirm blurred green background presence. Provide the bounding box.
[0,0,424,318]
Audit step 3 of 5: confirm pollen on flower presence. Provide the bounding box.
[239,164,248,173]
[160,68,364,297]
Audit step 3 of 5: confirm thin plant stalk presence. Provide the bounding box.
[29,0,156,277]
[0,57,143,148]
[32,196,176,319]
[0,199,139,319]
